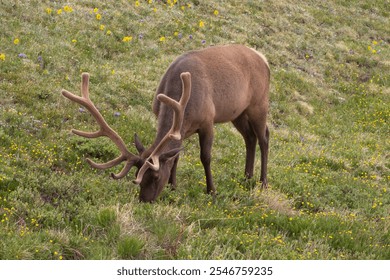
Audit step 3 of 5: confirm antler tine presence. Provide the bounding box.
[111,158,139,179]
[157,74,191,140]
[81,72,90,99]
[133,72,191,184]
[86,154,127,170]
[133,160,152,185]
[160,72,191,140]
[62,73,138,179]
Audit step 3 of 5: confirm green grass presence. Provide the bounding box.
[0,0,389,260]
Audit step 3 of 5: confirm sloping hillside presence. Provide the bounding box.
[0,0,389,259]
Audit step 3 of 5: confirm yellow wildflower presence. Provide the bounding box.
[199,20,205,28]
[0,53,5,61]
[213,9,219,16]
[46,8,52,14]
[93,8,99,13]
[64,5,73,12]
[57,9,62,15]
[106,30,112,35]
[135,1,140,7]
[96,13,101,20]
[159,36,166,42]
[100,24,105,31]
[122,36,133,42]
[13,38,20,45]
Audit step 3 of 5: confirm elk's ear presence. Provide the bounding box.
[134,133,145,154]
[160,147,183,162]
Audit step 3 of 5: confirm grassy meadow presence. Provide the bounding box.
[0,0,389,260]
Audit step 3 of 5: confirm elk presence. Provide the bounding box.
[62,44,270,202]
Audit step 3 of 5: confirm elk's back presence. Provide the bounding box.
[154,45,270,134]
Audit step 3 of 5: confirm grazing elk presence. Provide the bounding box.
[62,45,270,202]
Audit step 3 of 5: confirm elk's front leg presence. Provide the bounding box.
[168,156,179,190]
[198,126,216,196]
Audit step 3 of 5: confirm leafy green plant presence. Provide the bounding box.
[117,236,144,259]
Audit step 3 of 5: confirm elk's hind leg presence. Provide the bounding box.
[259,125,269,188]
[232,114,257,179]
[246,109,269,189]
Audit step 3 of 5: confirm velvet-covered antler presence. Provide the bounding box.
[133,72,191,184]
[62,73,140,179]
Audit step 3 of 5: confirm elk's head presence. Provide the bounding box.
[135,146,182,202]
[62,72,191,202]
